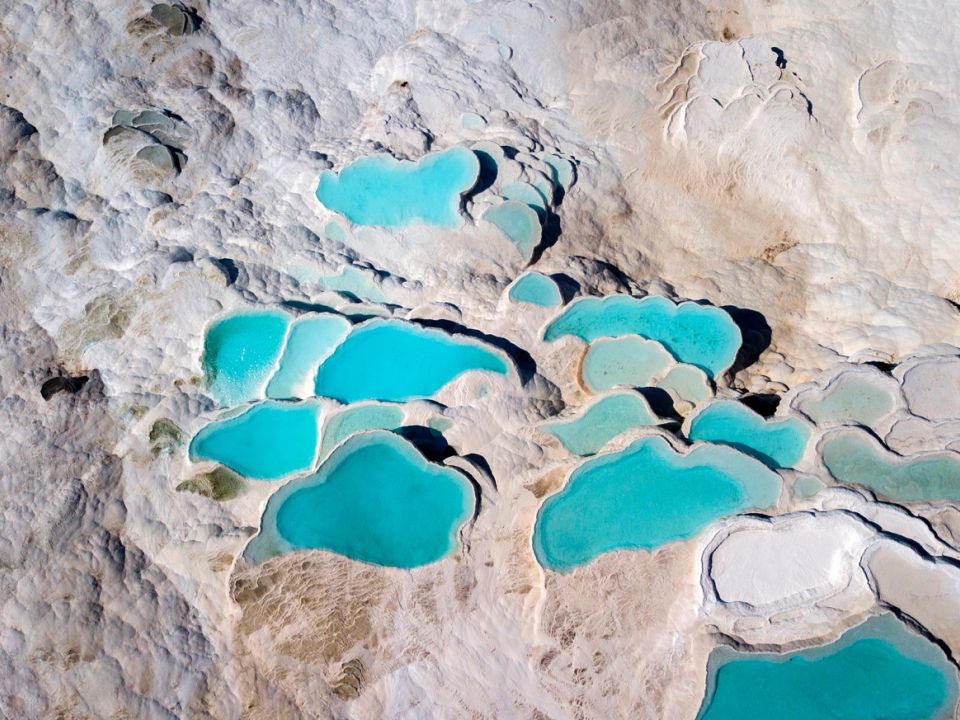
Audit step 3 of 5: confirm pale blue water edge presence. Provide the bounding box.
[544,295,742,379]
[799,373,898,427]
[687,400,812,469]
[581,336,674,392]
[482,200,542,261]
[543,391,659,456]
[318,403,405,458]
[509,272,562,307]
[314,319,509,403]
[316,147,480,229]
[821,428,960,501]
[532,436,780,572]
[245,431,475,568]
[265,314,351,400]
[189,400,321,480]
[203,309,290,406]
[697,614,958,720]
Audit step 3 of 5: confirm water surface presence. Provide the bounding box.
[189,400,321,480]
[533,436,780,572]
[246,431,474,568]
[316,147,479,229]
[315,319,509,403]
[544,295,741,378]
[203,310,290,406]
[688,400,811,469]
[543,391,659,456]
[698,614,957,720]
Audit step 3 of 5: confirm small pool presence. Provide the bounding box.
[265,314,351,400]
[318,402,405,458]
[533,436,780,572]
[508,272,562,308]
[543,391,660,456]
[796,370,898,428]
[189,400,321,480]
[697,614,958,720]
[483,200,542,262]
[581,336,674,392]
[544,295,741,378]
[316,147,480,229]
[314,318,510,403]
[245,431,475,568]
[821,428,960,502]
[203,309,290,406]
[687,400,811,469]
[657,364,713,406]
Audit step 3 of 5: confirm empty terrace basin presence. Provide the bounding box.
[314,319,510,403]
[820,427,960,502]
[543,391,660,456]
[687,400,812,469]
[533,435,780,572]
[189,400,321,480]
[544,295,741,378]
[244,431,475,568]
[508,272,562,308]
[316,147,480,229]
[698,614,957,720]
[203,309,290,406]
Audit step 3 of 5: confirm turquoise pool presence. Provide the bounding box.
[203,309,290,406]
[798,372,898,427]
[189,400,321,480]
[544,295,741,378]
[543,391,660,456]
[687,400,812,469]
[483,200,542,261]
[265,314,351,400]
[657,364,713,405]
[533,436,780,572]
[698,614,957,720]
[314,319,510,403]
[245,431,475,568]
[581,336,674,392]
[821,428,960,502]
[316,147,480,229]
[509,272,562,308]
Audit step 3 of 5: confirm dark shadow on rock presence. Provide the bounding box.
[722,305,772,376]
[531,211,562,263]
[396,426,455,462]
[549,273,581,303]
[637,386,682,421]
[412,318,537,385]
[213,257,239,284]
[41,375,89,401]
[865,360,897,374]
[463,453,497,492]
[740,393,781,418]
[469,150,499,197]
[771,46,787,69]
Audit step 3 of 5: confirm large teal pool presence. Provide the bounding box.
[245,431,475,568]
[316,147,480,229]
[544,295,741,378]
[189,400,321,480]
[543,391,660,456]
[698,614,958,720]
[203,309,290,406]
[821,428,960,502]
[533,436,780,572]
[687,400,812,469]
[314,319,510,403]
